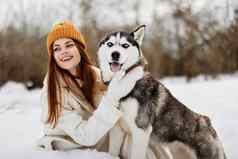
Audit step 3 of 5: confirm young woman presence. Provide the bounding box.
[36,20,143,153]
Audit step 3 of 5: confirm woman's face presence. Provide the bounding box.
[53,38,81,76]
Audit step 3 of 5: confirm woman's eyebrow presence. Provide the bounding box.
[65,40,74,45]
[53,40,74,48]
[53,44,60,48]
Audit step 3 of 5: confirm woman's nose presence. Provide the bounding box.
[60,47,69,55]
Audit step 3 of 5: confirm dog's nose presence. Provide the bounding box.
[111,51,120,61]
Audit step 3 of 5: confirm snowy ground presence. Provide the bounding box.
[0,74,237,159]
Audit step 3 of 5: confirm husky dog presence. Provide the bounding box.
[97,26,226,159]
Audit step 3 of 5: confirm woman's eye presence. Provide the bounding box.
[66,43,74,48]
[107,42,114,47]
[53,47,60,52]
[122,43,129,48]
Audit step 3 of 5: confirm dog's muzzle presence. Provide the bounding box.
[110,51,123,72]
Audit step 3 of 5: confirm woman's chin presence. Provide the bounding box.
[60,63,78,72]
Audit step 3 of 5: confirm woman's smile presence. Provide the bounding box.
[60,55,74,62]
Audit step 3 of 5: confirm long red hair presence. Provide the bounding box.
[46,40,97,127]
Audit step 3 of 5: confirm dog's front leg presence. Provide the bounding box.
[109,124,124,157]
[120,99,152,159]
[129,125,152,159]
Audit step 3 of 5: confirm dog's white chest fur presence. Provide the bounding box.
[119,98,140,133]
[109,98,152,159]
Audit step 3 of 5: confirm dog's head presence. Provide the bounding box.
[97,25,147,83]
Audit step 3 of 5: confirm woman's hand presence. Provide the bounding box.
[103,66,144,107]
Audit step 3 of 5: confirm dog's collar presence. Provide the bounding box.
[125,60,143,74]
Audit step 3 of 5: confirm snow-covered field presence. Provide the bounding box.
[0,74,237,159]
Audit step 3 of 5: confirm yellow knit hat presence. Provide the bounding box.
[47,20,86,56]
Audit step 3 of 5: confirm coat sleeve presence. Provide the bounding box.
[40,74,122,147]
[40,75,49,123]
[57,101,122,146]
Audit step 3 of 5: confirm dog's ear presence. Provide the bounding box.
[130,25,146,46]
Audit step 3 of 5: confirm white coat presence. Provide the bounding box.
[36,67,121,152]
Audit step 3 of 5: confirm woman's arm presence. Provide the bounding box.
[57,98,122,146]
[40,75,121,147]
[41,66,143,147]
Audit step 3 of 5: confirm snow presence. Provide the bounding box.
[0,82,115,159]
[0,74,237,159]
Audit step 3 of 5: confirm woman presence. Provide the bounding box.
[36,20,143,153]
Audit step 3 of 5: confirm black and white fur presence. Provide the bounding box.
[97,26,226,159]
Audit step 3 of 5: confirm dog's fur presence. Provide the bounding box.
[97,26,226,159]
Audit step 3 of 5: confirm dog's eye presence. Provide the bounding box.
[121,43,129,48]
[107,42,114,47]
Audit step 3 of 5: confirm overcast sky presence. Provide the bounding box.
[0,0,237,32]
